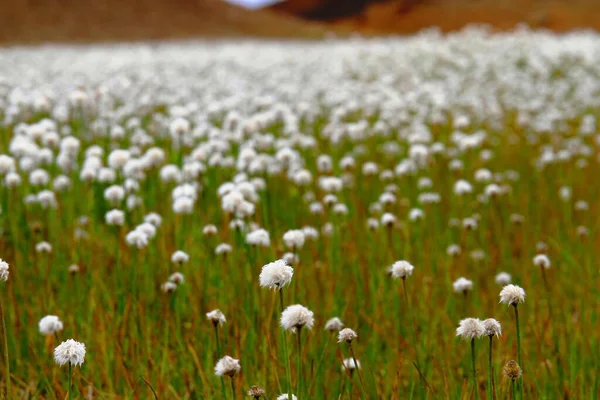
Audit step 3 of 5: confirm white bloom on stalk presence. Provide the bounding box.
[495,272,512,285]
[161,281,177,293]
[456,318,485,340]
[453,277,473,293]
[0,259,8,282]
[283,230,305,249]
[215,243,232,255]
[342,358,361,371]
[215,356,240,377]
[168,272,185,284]
[35,241,52,254]
[171,251,189,264]
[483,318,502,337]
[206,309,226,326]
[259,259,293,290]
[499,284,526,306]
[203,224,218,236]
[533,254,551,269]
[276,395,297,400]
[390,260,414,279]
[324,317,344,332]
[247,229,271,247]
[105,209,125,226]
[39,315,64,335]
[338,328,357,343]
[281,304,314,333]
[54,339,86,367]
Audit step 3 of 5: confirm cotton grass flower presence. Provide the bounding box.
[206,309,226,326]
[171,250,189,265]
[453,277,473,294]
[0,259,8,282]
[247,385,266,398]
[39,315,64,336]
[342,358,361,372]
[503,360,522,380]
[495,272,511,285]
[483,318,502,399]
[533,254,551,269]
[499,285,526,306]
[390,260,414,279]
[215,355,241,377]
[259,259,293,290]
[276,395,297,400]
[168,272,184,285]
[281,304,314,333]
[456,318,484,398]
[483,319,502,337]
[161,281,177,293]
[35,241,52,254]
[324,317,344,332]
[54,339,86,367]
[338,328,357,343]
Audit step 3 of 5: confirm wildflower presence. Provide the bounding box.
[483,318,502,337]
[54,339,86,367]
[68,264,80,274]
[453,277,473,293]
[206,309,226,326]
[456,318,485,340]
[39,315,64,335]
[215,243,232,255]
[499,285,526,306]
[342,358,361,371]
[203,224,218,235]
[533,254,551,269]
[35,241,52,254]
[390,260,414,279]
[495,272,511,285]
[503,360,523,380]
[259,260,293,290]
[447,244,461,257]
[171,251,189,265]
[281,304,314,332]
[276,395,297,400]
[161,281,177,293]
[215,356,241,377]
[247,229,271,247]
[168,272,185,284]
[338,328,358,343]
[248,386,266,398]
[324,317,344,332]
[105,209,125,226]
[0,259,8,282]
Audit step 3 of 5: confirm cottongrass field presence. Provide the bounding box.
[0,27,599,399]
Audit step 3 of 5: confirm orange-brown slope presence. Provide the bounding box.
[0,0,327,45]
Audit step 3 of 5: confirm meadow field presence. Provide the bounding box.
[0,28,599,399]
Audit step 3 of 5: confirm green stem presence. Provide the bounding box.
[514,305,523,400]
[511,379,516,400]
[349,343,366,398]
[297,328,302,399]
[0,297,9,398]
[68,362,73,400]
[215,325,226,400]
[488,336,494,400]
[471,338,479,399]
[279,290,292,398]
[230,376,236,400]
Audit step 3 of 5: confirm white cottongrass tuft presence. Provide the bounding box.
[338,328,358,343]
[39,315,64,335]
[533,254,551,269]
[0,259,8,282]
[456,318,485,340]
[53,339,86,367]
[214,355,241,377]
[206,309,226,326]
[168,272,185,285]
[495,272,512,285]
[246,229,271,247]
[276,394,297,400]
[499,284,526,306]
[161,281,177,293]
[453,277,473,293]
[259,259,293,290]
[483,318,502,337]
[171,251,189,264]
[281,304,314,333]
[390,260,414,279]
[342,358,361,371]
[35,241,52,254]
[324,317,344,332]
[283,230,305,249]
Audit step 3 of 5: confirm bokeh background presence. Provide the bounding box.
[2,0,600,44]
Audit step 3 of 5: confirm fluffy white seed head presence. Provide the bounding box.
[35,241,52,254]
[338,328,358,343]
[168,272,185,285]
[456,318,485,340]
[171,251,189,264]
[105,209,125,226]
[499,284,526,306]
[390,260,414,279]
[161,281,177,293]
[0,259,8,282]
[247,229,271,247]
[281,304,314,333]
[53,339,86,367]
[342,358,361,371]
[39,315,64,335]
[324,317,344,332]
[206,309,226,326]
[283,230,305,249]
[215,356,241,377]
[453,277,473,293]
[483,318,502,337]
[276,395,297,400]
[495,272,512,285]
[533,254,551,269]
[259,259,293,290]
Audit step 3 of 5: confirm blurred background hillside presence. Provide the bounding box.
[1,0,600,44]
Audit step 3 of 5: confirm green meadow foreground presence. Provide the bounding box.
[0,28,599,399]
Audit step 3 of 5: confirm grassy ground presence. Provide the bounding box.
[0,34,599,399]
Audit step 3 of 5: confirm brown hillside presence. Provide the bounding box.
[0,0,327,45]
[273,0,600,33]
